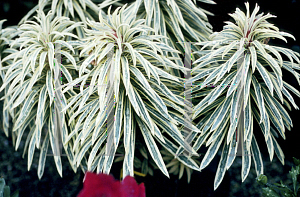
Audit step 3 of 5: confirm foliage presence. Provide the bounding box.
[0,178,19,197]
[188,2,300,189]
[257,157,300,197]
[69,5,203,178]
[162,148,201,183]
[0,20,18,90]
[0,0,204,181]
[121,0,215,79]
[0,10,81,178]
[123,0,214,48]
[19,0,120,41]
[114,141,157,177]
[0,0,299,191]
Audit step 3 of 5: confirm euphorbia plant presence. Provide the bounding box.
[0,0,299,192]
[0,10,81,178]
[0,20,18,136]
[63,5,200,178]
[189,2,300,189]
[0,0,203,181]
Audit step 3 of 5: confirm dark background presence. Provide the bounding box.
[0,0,299,196]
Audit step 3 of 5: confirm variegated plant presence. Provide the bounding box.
[0,20,18,84]
[120,0,215,78]
[19,0,117,39]
[124,0,214,43]
[115,137,202,182]
[161,147,201,183]
[1,0,299,191]
[0,10,82,179]
[114,140,158,177]
[60,5,201,179]
[189,2,300,190]
[0,20,19,138]
[20,0,105,22]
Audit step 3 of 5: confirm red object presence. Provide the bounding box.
[120,176,145,197]
[77,172,145,197]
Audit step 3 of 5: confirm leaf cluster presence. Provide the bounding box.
[0,178,19,197]
[257,157,300,197]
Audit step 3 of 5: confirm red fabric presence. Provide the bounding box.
[77,172,145,197]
